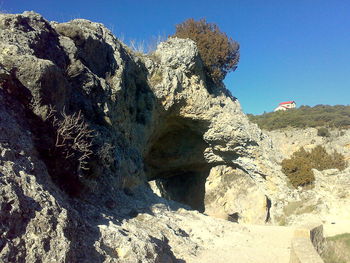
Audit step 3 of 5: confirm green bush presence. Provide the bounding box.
[309,145,346,171]
[317,127,331,137]
[248,104,350,130]
[281,148,315,188]
[281,146,346,188]
[173,18,240,83]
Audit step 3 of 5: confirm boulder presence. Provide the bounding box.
[204,165,270,224]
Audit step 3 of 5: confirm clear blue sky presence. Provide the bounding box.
[2,0,350,114]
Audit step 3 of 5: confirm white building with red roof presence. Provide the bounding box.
[274,101,296,112]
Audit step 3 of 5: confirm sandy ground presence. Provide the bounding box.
[174,209,350,263]
[186,224,296,263]
[323,219,350,237]
[185,220,350,263]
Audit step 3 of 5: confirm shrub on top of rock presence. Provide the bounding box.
[281,146,347,188]
[173,18,240,83]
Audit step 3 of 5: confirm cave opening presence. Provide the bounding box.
[144,118,211,211]
[152,169,209,212]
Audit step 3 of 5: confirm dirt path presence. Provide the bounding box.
[186,224,296,263]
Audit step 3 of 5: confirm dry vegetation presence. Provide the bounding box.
[53,110,94,172]
[281,146,346,188]
[321,233,350,263]
[173,18,240,83]
[30,100,95,195]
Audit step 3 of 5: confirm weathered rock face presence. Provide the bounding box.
[0,90,71,263]
[266,128,350,225]
[204,165,270,224]
[143,39,292,221]
[0,11,297,262]
[267,127,350,162]
[273,167,350,226]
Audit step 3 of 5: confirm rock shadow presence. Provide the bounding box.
[144,117,212,212]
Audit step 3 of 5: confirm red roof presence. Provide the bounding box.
[279,101,295,105]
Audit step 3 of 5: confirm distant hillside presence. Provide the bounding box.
[248,105,350,130]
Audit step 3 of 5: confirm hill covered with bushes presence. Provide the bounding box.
[248,105,350,130]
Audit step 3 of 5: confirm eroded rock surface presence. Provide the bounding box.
[267,127,350,162]
[204,165,270,223]
[143,39,292,222]
[0,11,319,262]
[278,167,350,226]
[267,128,350,226]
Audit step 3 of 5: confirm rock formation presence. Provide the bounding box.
[267,128,350,225]
[2,11,346,262]
[267,127,350,162]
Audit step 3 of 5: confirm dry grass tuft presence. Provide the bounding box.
[321,233,350,263]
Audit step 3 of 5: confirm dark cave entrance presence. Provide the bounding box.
[144,118,210,212]
[152,169,209,212]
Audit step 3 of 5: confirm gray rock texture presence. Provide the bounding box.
[144,38,292,222]
[2,11,341,262]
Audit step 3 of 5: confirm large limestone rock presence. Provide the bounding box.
[0,11,301,262]
[204,165,270,224]
[143,38,292,221]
